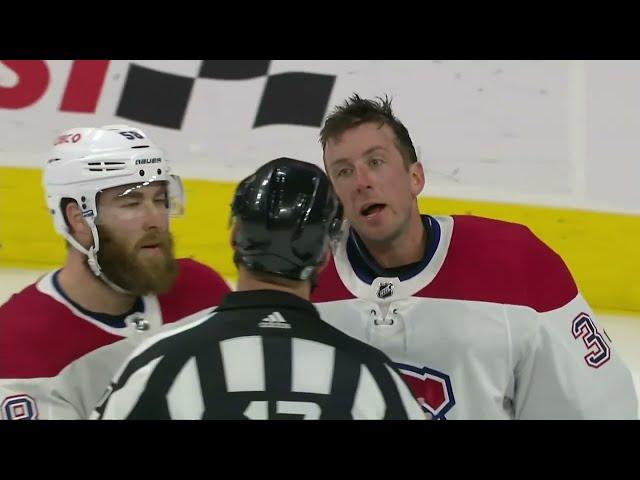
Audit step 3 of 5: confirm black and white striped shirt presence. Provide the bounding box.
[93,290,426,420]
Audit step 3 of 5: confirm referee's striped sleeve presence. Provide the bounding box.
[91,313,215,420]
[98,356,164,419]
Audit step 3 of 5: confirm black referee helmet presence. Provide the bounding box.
[231,157,343,280]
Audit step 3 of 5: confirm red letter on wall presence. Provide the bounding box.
[60,60,110,113]
[0,60,50,109]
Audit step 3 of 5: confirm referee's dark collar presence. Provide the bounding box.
[217,290,320,317]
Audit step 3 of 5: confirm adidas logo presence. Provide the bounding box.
[259,311,291,329]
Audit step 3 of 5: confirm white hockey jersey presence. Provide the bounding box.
[312,215,638,419]
[0,258,230,419]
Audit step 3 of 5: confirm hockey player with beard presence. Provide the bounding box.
[0,125,230,419]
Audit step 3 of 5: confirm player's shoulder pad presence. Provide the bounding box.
[428,215,577,312]
[0,282,64,327]
[158,258,231,313]
[175,258,231,290]
[311,254,355,302]
[0,283,121,378]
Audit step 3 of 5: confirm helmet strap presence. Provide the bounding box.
[64,223,133,295]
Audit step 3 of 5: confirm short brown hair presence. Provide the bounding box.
[320,93,418,167]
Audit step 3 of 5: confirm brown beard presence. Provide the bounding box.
[94,225,179,295]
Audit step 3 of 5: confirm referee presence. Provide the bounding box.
[93,158,426,420]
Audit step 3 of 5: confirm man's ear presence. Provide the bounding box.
[65,201,92,247]
[230,220,238,249]
[409,161,425,197]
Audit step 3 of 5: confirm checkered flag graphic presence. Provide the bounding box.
[116,61,336,130]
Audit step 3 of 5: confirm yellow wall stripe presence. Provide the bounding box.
[1,166,638,314]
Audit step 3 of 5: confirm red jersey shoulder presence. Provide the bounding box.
[311,255,355,303]
[0,282,120,378]
[158,258,231,323]
[422,215,578,312]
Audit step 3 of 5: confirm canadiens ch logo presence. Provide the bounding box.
[377,282,394,299]
[395,363,456,420]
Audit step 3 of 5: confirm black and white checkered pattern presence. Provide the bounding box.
[116,61,336,130]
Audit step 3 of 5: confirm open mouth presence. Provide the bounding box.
[360,203,386,218]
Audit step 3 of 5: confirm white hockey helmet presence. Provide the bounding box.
[43,124,184,291]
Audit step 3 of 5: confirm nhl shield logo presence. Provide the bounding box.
[377,282,394,299]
